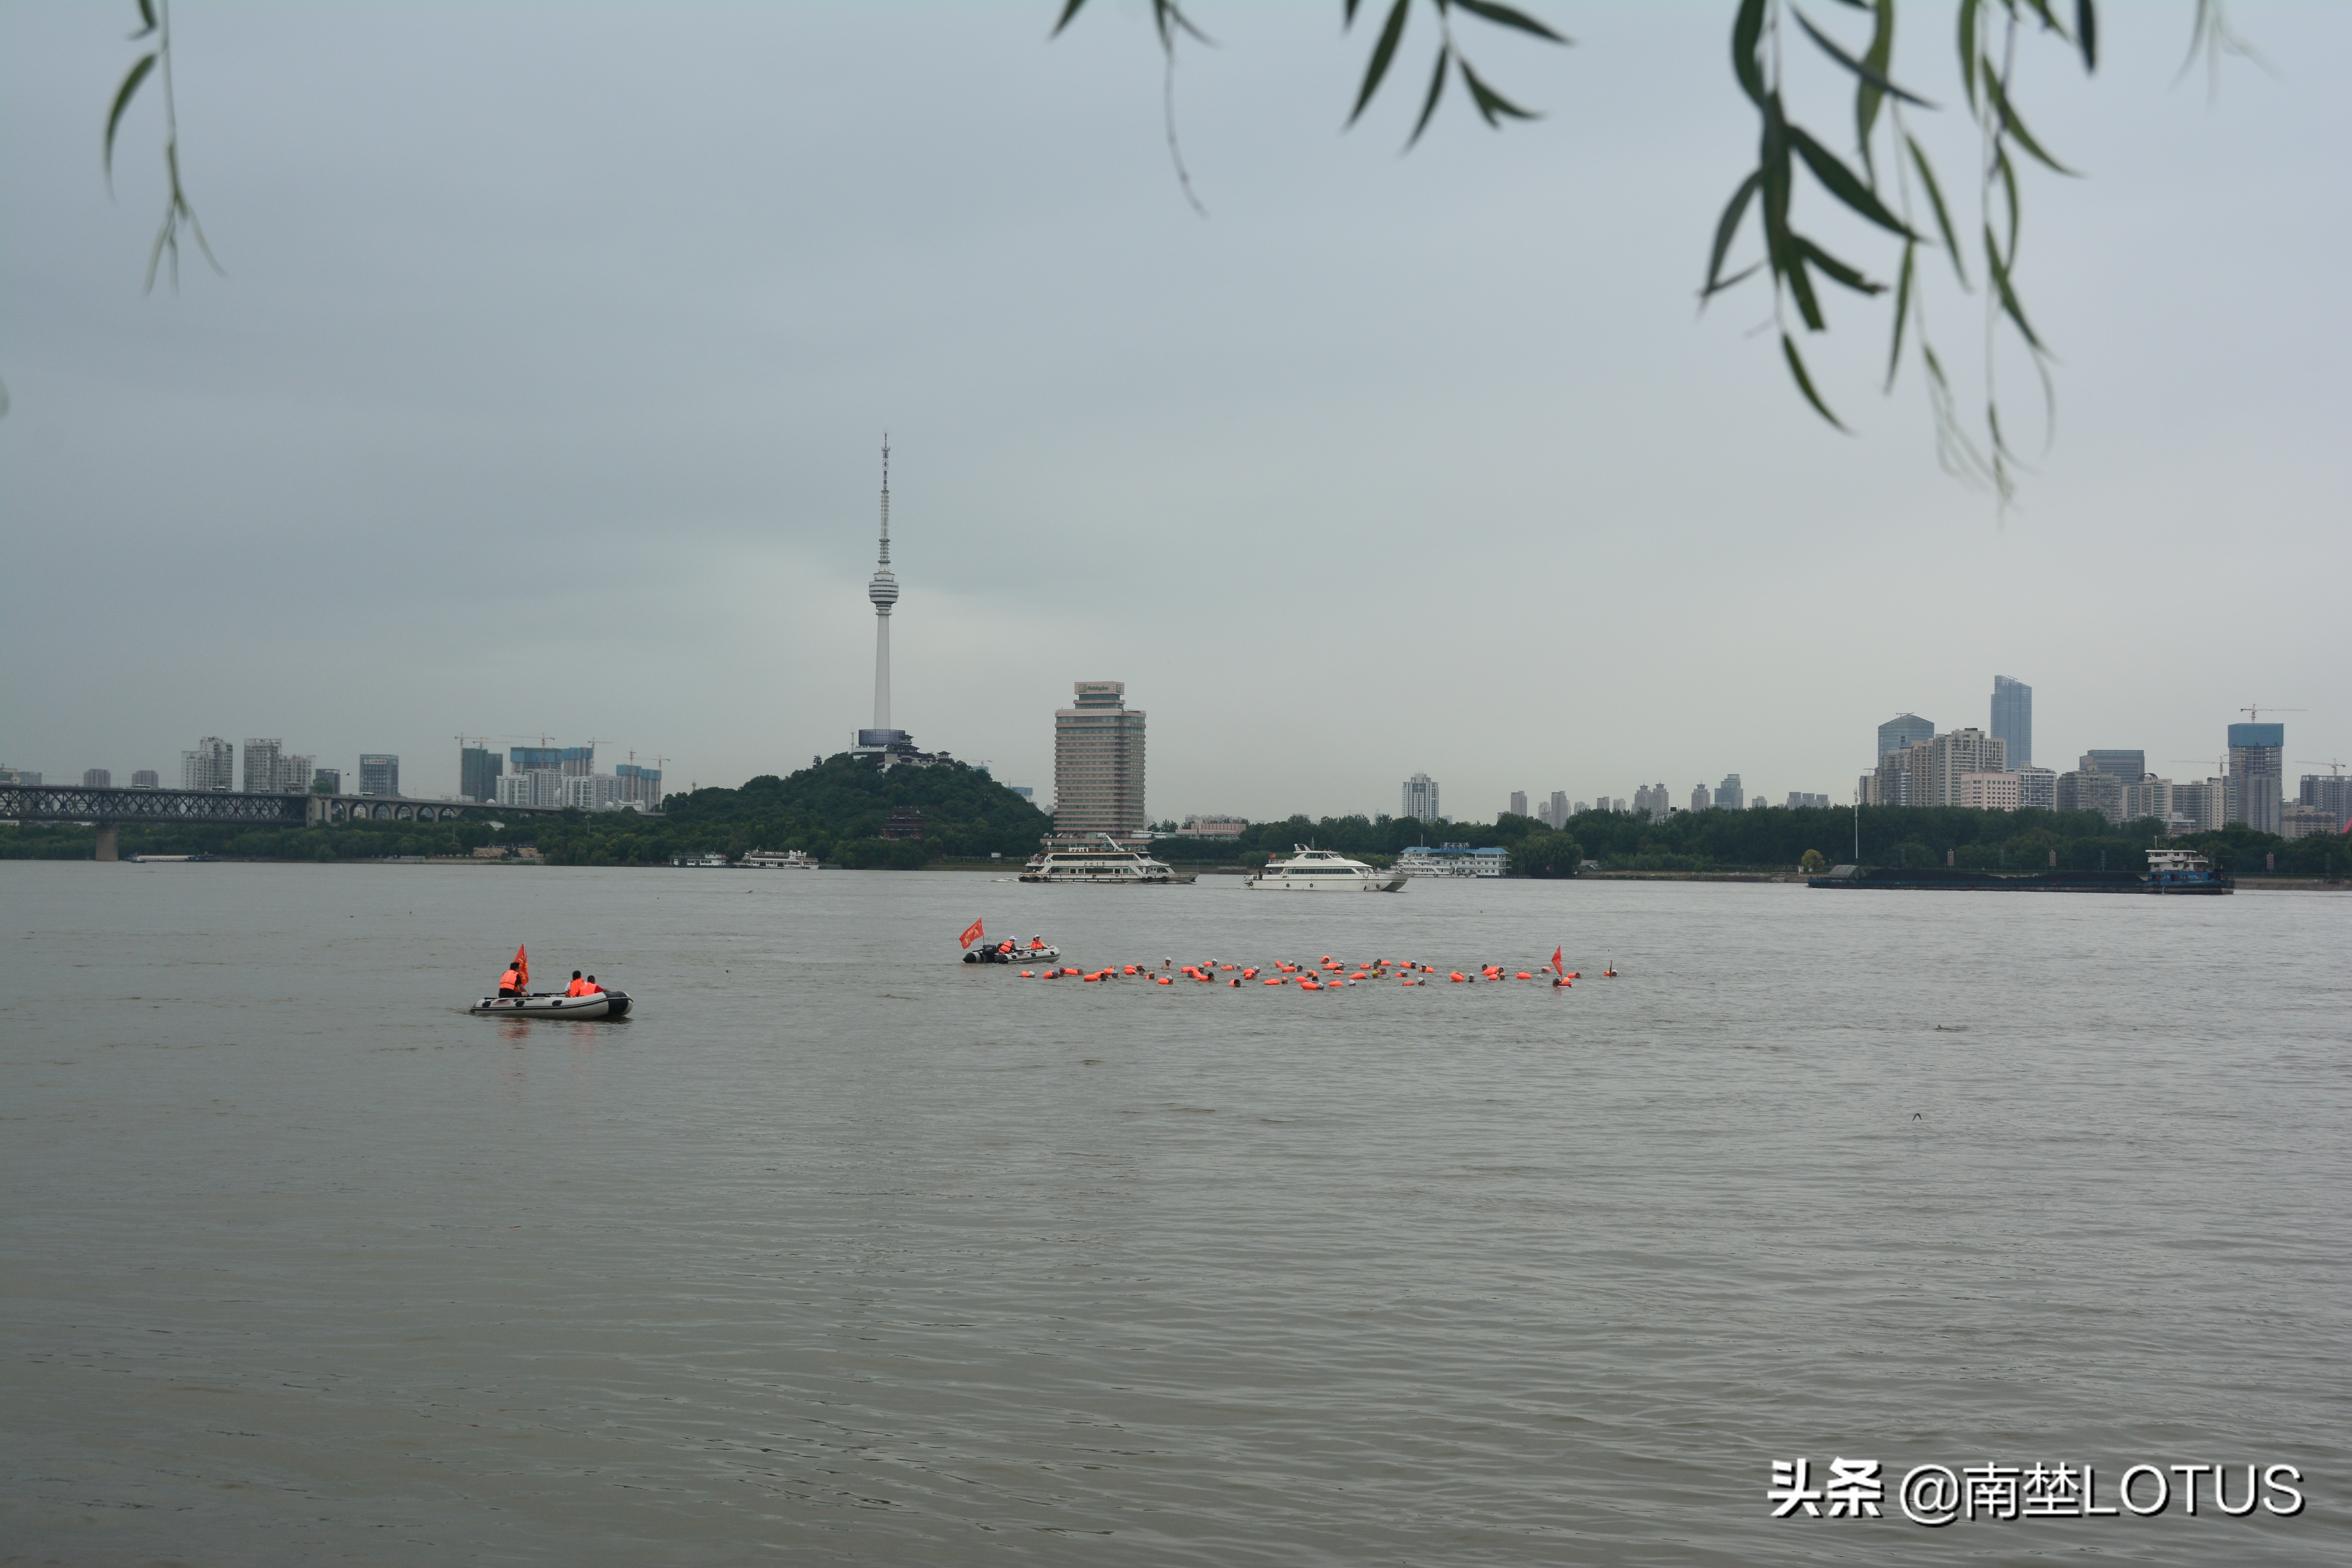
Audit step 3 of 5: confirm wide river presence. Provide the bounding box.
[3,861,2345,1565]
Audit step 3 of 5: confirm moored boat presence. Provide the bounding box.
[965,937,1061,963]
[1019,835,1181,884]
[740,848,819,869]
[470,989,635,1018]
[1246,846,1407,892]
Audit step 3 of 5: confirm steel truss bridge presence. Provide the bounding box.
[1,783,569,860]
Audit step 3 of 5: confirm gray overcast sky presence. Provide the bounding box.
[3,2,2344,817]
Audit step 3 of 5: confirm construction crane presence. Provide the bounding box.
[2239,704,2306,725]
[2296,758,2347,778]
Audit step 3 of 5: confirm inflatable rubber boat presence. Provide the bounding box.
[470,989,633,1018]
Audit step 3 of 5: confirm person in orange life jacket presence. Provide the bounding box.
[498,963,526,998]
[564,971,591,996]
[584,975,605,994]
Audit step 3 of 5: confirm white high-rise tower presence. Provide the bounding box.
[866,437,898,735]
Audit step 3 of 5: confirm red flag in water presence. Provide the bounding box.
[959,918,985,949]
[513,944,530,987]
[1550,946,1563,976]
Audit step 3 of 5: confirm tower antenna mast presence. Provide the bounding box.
[866,434,899,737]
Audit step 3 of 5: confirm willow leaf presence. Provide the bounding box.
[1782,334,1849,430]
[104,52,156,188]
[1460,59,1536,126]
[1789,126,1915,236]
[1856,0,1896,167]
[2076,0,2098,70]
[1792,6,1932,111]
[1957,0,1982,110]
[1350,0,1412,125]
[1982,62,2079,175]
[1906,134,1965,287]
[1886,239,1916,389]
[1407,44,1449,147]
[1703,169,1763,298]
[1050,0,1090,37]
[131,0,155,39]
[1450,0,1567,44]
[1732,0,1768,107]
[1797,236,1883,296]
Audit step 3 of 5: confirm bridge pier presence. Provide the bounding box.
[95,824,120,862]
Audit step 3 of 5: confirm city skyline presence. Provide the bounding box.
[1,7,2343,816]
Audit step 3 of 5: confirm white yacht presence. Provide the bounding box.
[739,848,819,869]
[1020,835,1181,884]
[1246,846,1408,893]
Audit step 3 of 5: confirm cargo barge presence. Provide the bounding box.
[1809,848,2230,894]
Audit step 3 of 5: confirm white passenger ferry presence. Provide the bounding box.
[1245,846,1408,893]
[1019,836,1181,884]
[1394,844,1508,878]
[739,848,819,869]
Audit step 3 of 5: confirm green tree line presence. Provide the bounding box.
[1,756,1051,868]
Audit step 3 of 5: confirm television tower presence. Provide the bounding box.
[867,436,898,733]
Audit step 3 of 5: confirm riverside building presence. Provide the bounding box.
[1053,682,1146,838]
[358,754,401,798]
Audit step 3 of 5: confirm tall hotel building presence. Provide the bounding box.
[1053,682,1145,837]
[1990,675,2032,767]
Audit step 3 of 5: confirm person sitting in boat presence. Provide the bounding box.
[498,962,526,998]
[584,974,605,993]
[564,971,593,997]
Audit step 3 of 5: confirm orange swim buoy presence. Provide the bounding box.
[1020,970,1034,977]
[1155,975,1172,985]
[1516,972,1533,980]
[1264,977,1282,985]
[1449,972,1466,982]
[1301,980,1321,991]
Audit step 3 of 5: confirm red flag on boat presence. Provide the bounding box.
[959,917,985,949]
[1550,946,1563,976]
[512,944,529,987]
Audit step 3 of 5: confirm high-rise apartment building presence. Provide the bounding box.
[1877,713,1935,759]
[1633,783,1670,822]
[1509,790,1528,819]
[615,763,663,809]
[2083,750,2146,782]
[83,768,111,788]
[131,769,160,788]
[461,746,504,803]
[181,737,233,792]
[2121,776,2172,823]
[1870,728,2006,808]
[510,746,594,778]
[2014,767,2056,811]
[1958,771,2020,811]
[1990,676,2032,767]
[279,755,314,794]
[1054,682,1147,837]
[358,754,401,798]
[1717,773,1744,811]
[499,770,564,809]
[1550,791,1568,826]
[1786,792,1831,810]
[2301,772,2352,826]
[1400,773,1441,824]
[2171,778,2227,833]
[241,739,283,795]
[2056,768,2125,824]
[2227,722,2284,835]
[1690,781,1713,813]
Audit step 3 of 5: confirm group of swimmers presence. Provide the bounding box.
[1009,955,1615,987]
